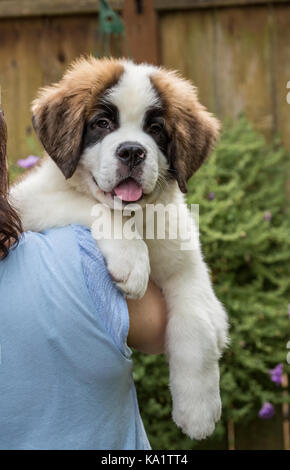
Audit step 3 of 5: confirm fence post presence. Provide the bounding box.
[282,374,290,450]
[122,0,160,64]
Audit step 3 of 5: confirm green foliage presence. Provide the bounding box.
[8,163,24,183]
[133,117,290,449]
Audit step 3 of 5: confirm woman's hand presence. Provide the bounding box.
[126,280,167,355]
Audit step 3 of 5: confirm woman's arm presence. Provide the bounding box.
[126,280,167,355]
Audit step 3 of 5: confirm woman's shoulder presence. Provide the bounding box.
[70,224,104,262]
[70,225,131,358]
[18,224,99,258]
[9,224,105,284]
[9,225,130,357]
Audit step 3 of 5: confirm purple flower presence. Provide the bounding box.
[264,211,272,221]
[269,363,283,386]
[17,155,39,169]
[258,402,275,419]
[208,192,215,201]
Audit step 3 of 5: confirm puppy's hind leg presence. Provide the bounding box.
[161,260,227,440]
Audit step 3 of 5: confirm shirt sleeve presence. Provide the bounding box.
[71,224,131,358]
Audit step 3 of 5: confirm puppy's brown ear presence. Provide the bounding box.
[32,57,125,179]
[152,70,220,193]
[169,104,220,193]
[32,84,86,179]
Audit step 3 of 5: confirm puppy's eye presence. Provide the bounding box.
[91,118,111,130]
[149,123,163,136]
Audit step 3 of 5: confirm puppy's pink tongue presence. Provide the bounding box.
[114,179,142,202]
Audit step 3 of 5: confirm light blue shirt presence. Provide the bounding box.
[0,225,150,450]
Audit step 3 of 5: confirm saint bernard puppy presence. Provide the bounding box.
[11,57,229,440]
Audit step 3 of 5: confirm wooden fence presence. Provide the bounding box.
[0,0,289,162]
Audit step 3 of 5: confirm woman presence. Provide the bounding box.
[0,107,167,450]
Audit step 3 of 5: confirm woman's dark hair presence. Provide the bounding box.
[0,107,22,259]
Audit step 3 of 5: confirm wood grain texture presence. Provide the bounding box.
[160,10,216,113]
[235,408,284,450]
[272,4,290,149]
[0,15,102,163]
[160,4,290,143]
[123,0,160,64]
[0,0,123,18]
[155,0,290,10]
[214,6,274,138]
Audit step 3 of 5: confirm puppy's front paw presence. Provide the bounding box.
[105,240,150,299]
[171,368,221,440]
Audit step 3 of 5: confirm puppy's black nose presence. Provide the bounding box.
[117,142,146,169]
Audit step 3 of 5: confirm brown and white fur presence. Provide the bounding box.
[10,57,229,440]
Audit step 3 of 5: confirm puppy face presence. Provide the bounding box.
[32,57,220,207]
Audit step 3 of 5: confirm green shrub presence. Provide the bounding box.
[133,117,290,450]
[9,163,24,183]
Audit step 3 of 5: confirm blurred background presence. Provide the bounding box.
[0,0,289,450]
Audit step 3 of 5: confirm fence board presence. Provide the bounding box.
[155,0,290,10]
[0,0,123,18]
[0,18,44,162]
[123,0,159,64]
[272,4,290,149]
[214,6,274,138]
[160,4,290,145]
[0,15,103,163]
[235,408,284,449]
[160,10,216,113]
